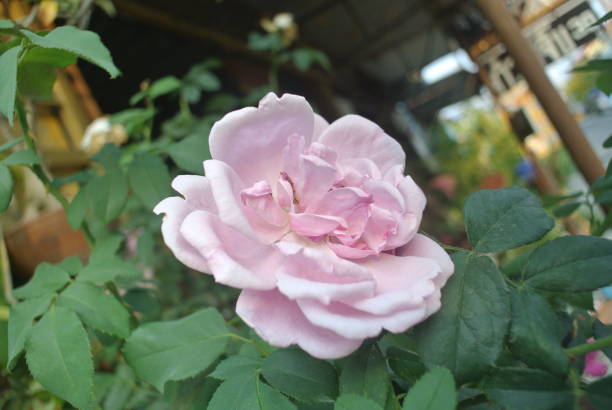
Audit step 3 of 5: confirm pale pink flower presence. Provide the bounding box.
[154,93,453,359]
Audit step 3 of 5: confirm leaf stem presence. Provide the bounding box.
[225,333,268,357]
[565,334,612,357]
[15,100,95,245]
[441,244,470,253]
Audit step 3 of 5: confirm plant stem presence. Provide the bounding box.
[441,244,470,253]
[226,333,268,357]
[565,334,612,357]
[15,100,95,245]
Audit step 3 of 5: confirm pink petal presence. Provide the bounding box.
[308,142,337,164]
[290,213,345,237]
[241,180,289,243]
[398,175,426,216]
[327,240,377,259]
[297,298,428,339]
[585,351,608,377]
[384,213,419,250]
[204,160,254,238]
[154,197,210,273]
[209,93,314,185]
[180,211,279,290]
[236,289,362,359]
[361,206,397,252]
[362,179,404,213]
[317,114,405,175]
[313,113,329,139]
[275,245,375,304]
[295,155,338,208]
[349,253,440,315]
[312,187,372,218]
[171,175,218,213]
[398,234,454,287]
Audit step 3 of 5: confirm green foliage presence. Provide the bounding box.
[401,367,456,410]
[57,281,130,338]
[335,394,382,410]
[0,164,13,211]
[122,308,229,392]
[523,236,612,292]
[127,153,172,209]
[464,187,553,252]
[339,344,389,407]
[208,373,296,410]
[25,306,94,410]
[508,289,568,375]
[415,252,510,383]
[12,263,71,299]
[261,349,338,402]
[0,45,21,125]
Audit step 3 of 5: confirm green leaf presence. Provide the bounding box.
[591,11,612,26]
[0,19,14,29]
[586,375,612,409]
[57,255,83,276]
[122,308,228,392]
[574,59,612,72]
[415,252,510,383]
[483,368,571,410]
[508,289,568,375]
[78,258,141,283]
[335,394,383,410]
[464,187,554,253]
[552,201,580,218]
[210,355,262,380]
[604,135,612,149]
[0,45,21,125]
[148,76,182,99]
[261,348,338,401]
[595,190,612,205]
[339,344,388,407]
[401,367,456,410]
[128,153,171,209]
[110,108,154,137]
[21,26,120,77]
[57,281,130,338]
[163,375,221,410]
[0,163,13,212]
[166,133,211,173]
[387,347,426,384]
[17,48,77,100]
[89,234,124,263]
[25,305,94,410]
[67,187,88,229]
[523,235,612,292]
[0,137,23,152]
[248,32,283,52]
[101,363,135,409]
[208,373,296,410]
[597,72,612,95]
[87,167,128,223]
[7,293,54,370]
[13,263,71,299]
[1,148,40,165]
[594,320,612,360]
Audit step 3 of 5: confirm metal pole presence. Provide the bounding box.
[475,0,605,185]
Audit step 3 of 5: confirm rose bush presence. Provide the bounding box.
[155,92,453,358]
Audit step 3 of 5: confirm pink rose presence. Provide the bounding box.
[155,93,453,359]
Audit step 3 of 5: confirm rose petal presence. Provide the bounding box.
[317,114,405,175]
[154,197,210,273]
[297,298,428,339]
[209,93,314,185]
[180,211,279,290]
[313,113,329,139]
[398,234,454,287]
[169,174,218,214]
[236,289,362,359]
[348,253,440,315]
[398,175,426,216]
[290,213,345,237]
[204,160,254,238]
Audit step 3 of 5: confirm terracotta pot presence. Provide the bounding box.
[4,209,89,281]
